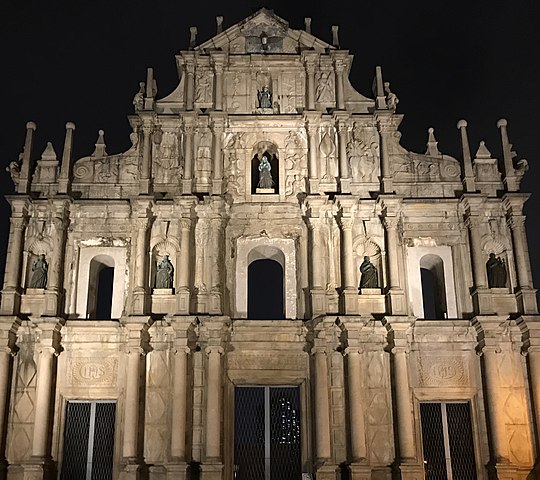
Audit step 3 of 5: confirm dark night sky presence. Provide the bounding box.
[1,1,539,299]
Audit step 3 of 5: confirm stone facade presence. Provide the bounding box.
[1,8,539,480]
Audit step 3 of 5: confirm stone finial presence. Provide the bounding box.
[331,25,340,48]
[189,26,198,49]
[40,142,57,160]
[59,122,76,194]
[475,140,492,159]
[497,118,519,191]
[457,119,467,129]
[373,66,386,109]
[497,118,507,128]
[425,127,440,156]
[17,121,38,193]
[66,121,76,131]
[216,16,223,33]
[92,130,107,158]
[26,121,37,131]
[304,17,312,34]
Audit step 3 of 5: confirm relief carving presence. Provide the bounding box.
[69,357,118,386]
[418,356,468,387]
[195,71,212,103]
[316,70,334,103]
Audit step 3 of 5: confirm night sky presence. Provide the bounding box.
[1,1,539,301]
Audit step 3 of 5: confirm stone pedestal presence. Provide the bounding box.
[494,463,534,480]
[130,290,147,315]
[308,178,320,194]
[471,287,494,314]
[175,288,190,315]
[20,289,45,316]
[181,179,192,194]
[341,288,359,314]
[357,288,385,314]
[0,289,21,315]
[516,288,538,314]
[43,290,61,316]
[200,463,223,480]
[166,463,188,480]
[212,179,223,195]
[349,464,371,480]
[255,188,274,194]
[17,459,56,480]
[311,288,326,316]
[386,288,406,314]
[397,463,424,480]
[120,462,143,480]
[314,464,339,480]
[340,177,351,193]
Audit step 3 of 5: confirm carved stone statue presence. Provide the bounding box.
[486,253,507,288]
[156,255,174,289]
[29,254,48,289]
[257,85,272,109]
[359,256,378,289]
[384,82,399,111]
[133,82,145,111]
[258,155,274,188]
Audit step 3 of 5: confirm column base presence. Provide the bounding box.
[176,288,191,315]
[310,288,326,316]
[212,179,223,195]
[166,462,188,480]
[43,290,62,316]
[139,179,151,195]
[491,462,535,480]
[386,288,406,315]
[357,288,385,315]
[0,289,21,315]
[381,177,394,194]
[148,465,166,480]
[314,464,339,480]
[349,463,371,480]
[341,288,359,314]
[471,287,494,314]
[209,291,222,315]
[13,458,56,480]
[308,178,320,194]
[340,177,351,194]
[200,463,223,480]
[130,290,147,315]
[396,463,423,480]
[182,179,193,194]
[119,462,144,480]
[516,288,538,314]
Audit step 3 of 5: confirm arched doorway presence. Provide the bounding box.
[248,259,284,319]
[86,255,115,320]
[420,254,447,319]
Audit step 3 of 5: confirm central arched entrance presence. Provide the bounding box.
[248,259,284,319]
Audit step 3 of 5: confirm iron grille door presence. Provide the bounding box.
[234,386,301,480]
[420,402,477,480]
[61,401,116,480]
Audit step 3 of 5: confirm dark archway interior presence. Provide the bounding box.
[95,266,114,319]
[251,151,279,194]
[248,259,284,319]
[420,268,445,319]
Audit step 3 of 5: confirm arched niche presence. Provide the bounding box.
[420,254,447,319]
[87,255,115,319]
[76,247,127,319]
[406,245,458,319]
[235,238,297,319]
[248,258,285,319]
[250,141,280,194]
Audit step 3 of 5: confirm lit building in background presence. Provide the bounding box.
[0,8,538,480]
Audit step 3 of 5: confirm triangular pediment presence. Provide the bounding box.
[196,8,334,54]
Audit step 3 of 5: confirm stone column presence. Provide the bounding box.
[339,215,357,314]
[306,121,320,193]
[304,58,316,110]
[171,346,190,460]
[31,324,58,460]
[139,123,153,195]
[1,215,27,315]
[182,122,195,193]
[337,119,350,183]
[211,55,225,111]
[17,121,37,194]
[211,120,224,194]
[122,325,146,470]
[132,217,149,314]
[376,116,395,194]
[382,215,406,314]
[466,215,487,288]
[185,60,196,111]
[176,219,192,314]
[497,119,518,192]
[205,346,223,461]
[523,323,540,457]
[507,215,533,289]
[307,217,325,315]
[313,346,331,461]
[44,211,69,316]
[0,345,11,465]
[333,60,346,111]
[457,120,476,193]
[345,347,367,461]
[58,122,76,194]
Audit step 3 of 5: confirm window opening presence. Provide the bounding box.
[420,255,447,319]
[248,259,284,319]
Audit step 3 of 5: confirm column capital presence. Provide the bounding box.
[464,215,482,230]
[10,216,28,230]
[205,345,224,356]
[179,218,192,230]
[506,215,525,230]
[310,345,327,356]
[344,346,364,355]
[382,215,399,230]
[390,345,410,355]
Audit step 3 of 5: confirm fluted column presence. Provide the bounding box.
[205,346,223,461]
[383,216,400,290]
[178,219,191,290]
[339,217,355,290]
[304,58,316,110]
[313,346,331,460]
[211,59,224,111]
[345,347,367,461]
[135,218,149,292]
[376,117,395,193]
[211,120,224,195]
[307,218,323,289]
[4,217,27,291]
[171,345,190,460]
[0,345,11,458]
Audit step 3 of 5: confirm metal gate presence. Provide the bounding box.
[234,386,301,480]
[60,401,116,480]
[420,402,477,480]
